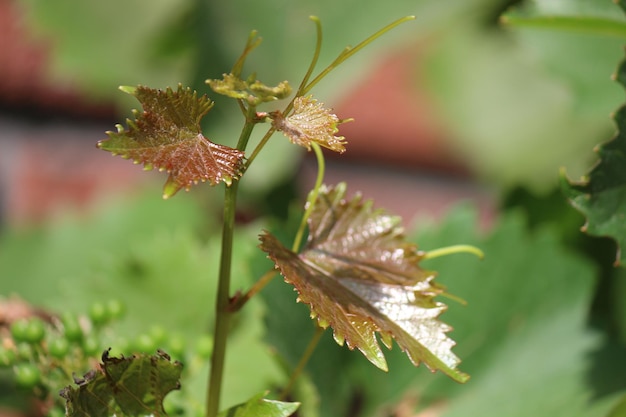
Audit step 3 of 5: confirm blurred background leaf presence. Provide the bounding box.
[0,188,283,409]
[3,0,626,415]
[422,0,626,192]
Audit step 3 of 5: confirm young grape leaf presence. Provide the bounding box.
[97,85,246,199]
[259,183,468,383]
[271,96,347,153]
[217,392,299,417]
[60,349,183,417]
[562,55,626,266]
[207,73,292,105]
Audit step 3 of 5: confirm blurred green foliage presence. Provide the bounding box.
[3,0,626,416]
[424,0,626,192]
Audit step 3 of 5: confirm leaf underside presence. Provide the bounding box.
[562,49,626,266]
[260,183,468,382]
[60,349,183,417]
[97,85,245,198]
[217,392,300,417]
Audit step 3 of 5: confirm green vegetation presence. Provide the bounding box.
[1,1,626,416]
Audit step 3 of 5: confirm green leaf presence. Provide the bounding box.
[19,0,195,97]
[424,4,624,192]
[97,85,245,198]
[217,392,299,417]
[407,207,624,417]
[0,190,283,409]
[60,349,183,417]
[606,394,626,417]
[562,56,626,266]
[271,96,347,154]
[259,183,468,382]
[502,0,626,38]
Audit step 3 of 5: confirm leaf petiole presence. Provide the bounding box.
[279,325,325,401]
[292,142,326,253]
[231,142,326,312]
[228,269,277,312]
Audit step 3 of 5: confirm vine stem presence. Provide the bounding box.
[206,182,238,417]
[206,109,257,417]
[205,17,416,414]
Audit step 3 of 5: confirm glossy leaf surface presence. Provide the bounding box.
[217,392,299,417]
[61,349,183,417]
[97,85,245,198]
[260,183,467,382]
[272,96,347,153]
[562,48,626,266]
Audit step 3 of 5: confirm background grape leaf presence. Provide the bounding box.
[259,183,468,383]
[61,349,183,417]
[217,392,299,417]
[97,85,245,198]
[0,188,285,412]
[562,35,626,266]
[423,0,624,193]
[502,0,626,37]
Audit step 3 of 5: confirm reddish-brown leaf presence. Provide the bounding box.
[97,85,245,198]
[259,183,468,382]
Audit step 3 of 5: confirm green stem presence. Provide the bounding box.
[293,16,323,100]
[229,269,277,312]
[233,142,325,312]
[206,182,238,417]
[302,15,415,95]
[279,325,325,400]
[272,144,327,399]
[292,142,325,252]
[422,244,484,261]
[206,112,257,417]
[244,126,276,170]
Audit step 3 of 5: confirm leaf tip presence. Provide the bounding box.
[119,85,137,95]
[162,176,181,199]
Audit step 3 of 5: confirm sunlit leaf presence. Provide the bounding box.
[259,183,468,382]
[60,349,183,417]
[562,51,626,266]
[97,85,245,198]
[217,392,299,417]
[271,96,347,153]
